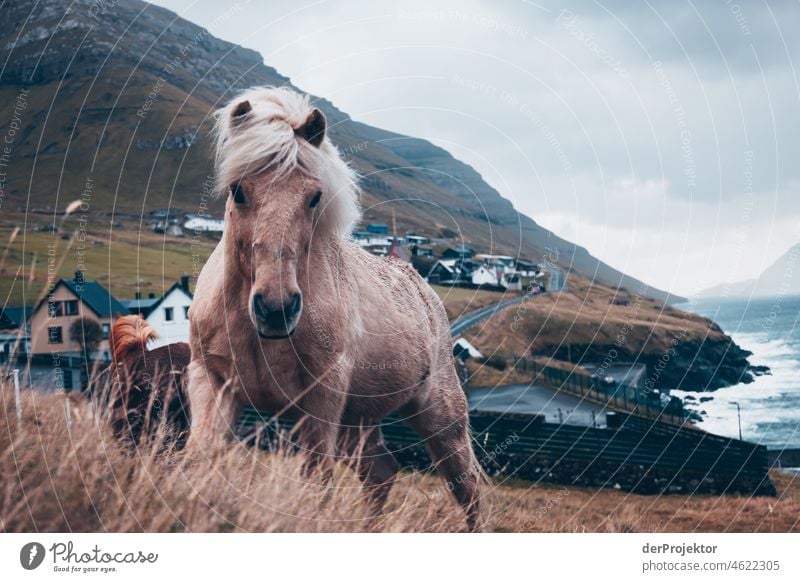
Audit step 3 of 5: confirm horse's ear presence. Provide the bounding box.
[231,100,252,124]
[296,108,326,147]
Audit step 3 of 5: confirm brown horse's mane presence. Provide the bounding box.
[111,314,158,365]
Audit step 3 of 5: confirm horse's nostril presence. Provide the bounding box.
[288,293,302,318]
[252,293,269,319]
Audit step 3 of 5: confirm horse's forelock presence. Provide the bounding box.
[213,87,361,238]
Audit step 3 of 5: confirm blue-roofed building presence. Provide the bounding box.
[0,305,31,364]
[28,271,128,358]
[366,223,389,235]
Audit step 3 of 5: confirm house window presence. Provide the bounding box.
[183,306,190,319]
[48,301,63,317]
[48,326,63,344]
[63,369,74,392]
[102,323,110,340]
[164,307,174,321]
[65,300,79,316]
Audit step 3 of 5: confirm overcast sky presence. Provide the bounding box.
[151,0,799,297]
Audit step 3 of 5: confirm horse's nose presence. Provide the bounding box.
[252,292,302,330]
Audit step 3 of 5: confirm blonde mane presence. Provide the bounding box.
[212,86,361,238]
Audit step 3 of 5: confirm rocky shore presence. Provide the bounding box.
[463,277,769,393]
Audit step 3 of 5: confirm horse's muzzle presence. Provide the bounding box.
[252,292,302,339]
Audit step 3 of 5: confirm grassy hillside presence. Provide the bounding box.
[0,212,217,304]
[2,390,797,532]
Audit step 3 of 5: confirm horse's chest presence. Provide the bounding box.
[234,344,306,410]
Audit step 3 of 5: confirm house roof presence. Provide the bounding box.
[144,282,193,315]
[62,278,129,317]
[121,297,160,316]
[0,305,31,329]
[454,338,483,359]
[33,277,128,319]
[443,245,475,255]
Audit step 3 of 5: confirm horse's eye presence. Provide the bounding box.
[309,191,322,208]
[230,182,246,204]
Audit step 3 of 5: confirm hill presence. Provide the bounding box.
[0,0,682,304]
[463,275,766,391]
[695,242,800,299]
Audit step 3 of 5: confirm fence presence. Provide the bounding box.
[238,407,774,496]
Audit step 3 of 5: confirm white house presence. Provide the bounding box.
[146,283,192,347]
[474,254,516,271]
[426,259,470,285]
[471,265,503,287]
[184,215,224,233]
[123,276,193,348]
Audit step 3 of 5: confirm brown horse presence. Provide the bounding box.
[187,87,481,529]
[109,315,190,445]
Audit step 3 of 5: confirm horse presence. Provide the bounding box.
[109,315,190,445]
[187,86,481,529]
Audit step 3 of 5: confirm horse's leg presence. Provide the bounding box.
[185,360,243,450]
[338,425,398,515]
[294,373,348,479]
[402,375,482,531]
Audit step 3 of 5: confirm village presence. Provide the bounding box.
[0,210,549,392]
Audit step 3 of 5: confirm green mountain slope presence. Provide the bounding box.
[0,0,683,303]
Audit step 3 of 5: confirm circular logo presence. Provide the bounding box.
[19,542,46,570]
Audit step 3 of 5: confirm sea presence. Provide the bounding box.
[674,295,800,449]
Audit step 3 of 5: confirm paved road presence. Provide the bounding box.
[450,296,525,336]
[468,383,607,427]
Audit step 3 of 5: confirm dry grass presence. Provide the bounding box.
[430,284,517,321]
[0,389,467,533]
[2,389,798,533]
[464,274,731,360]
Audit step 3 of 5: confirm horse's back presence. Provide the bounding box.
[349,243,449,333]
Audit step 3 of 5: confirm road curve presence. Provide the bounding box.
[450,266,564,337]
